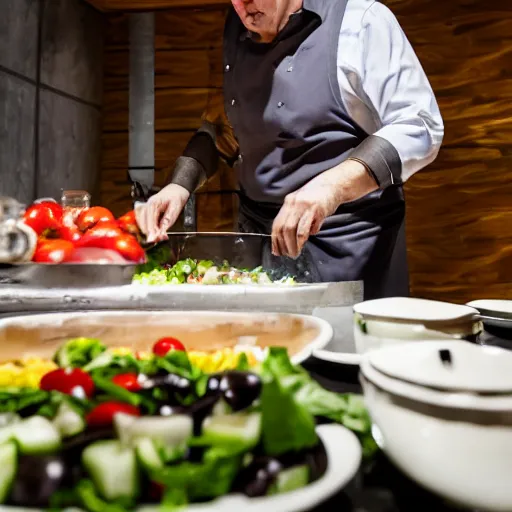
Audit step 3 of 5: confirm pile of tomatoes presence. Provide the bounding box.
[22,202,145,264]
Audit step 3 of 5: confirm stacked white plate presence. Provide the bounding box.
[466,299,512,330]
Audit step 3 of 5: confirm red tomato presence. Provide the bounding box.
[23,203,62,236]
[33,239,75,263]
[110,233,145,263]
[40,368,95,398]
[117,210,140,236]
[76,207,115,232]
[65,247,129,264]
[77,221,124,247]
[112,373,142,392]
[77,234,145,263]
[36,201,64,220]
[57,225,82,243]
[153,337,186,357]
[86,402,140,427]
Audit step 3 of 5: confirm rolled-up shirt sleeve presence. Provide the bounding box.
[338,1,444,188]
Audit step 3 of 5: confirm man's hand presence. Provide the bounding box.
[135,184,190,243]
[271,160,379,258]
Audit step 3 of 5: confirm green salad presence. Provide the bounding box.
[133,245,295,286]
[0,337,376,511]
[133,258,295,286]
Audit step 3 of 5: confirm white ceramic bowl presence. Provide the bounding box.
[0,310,333,365]
[360,341,512,511]
[353,297,482,355]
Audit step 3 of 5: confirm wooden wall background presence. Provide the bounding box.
[99,0,512,304]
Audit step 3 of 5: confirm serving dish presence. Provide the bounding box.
[0,311,332,365]
[360,340,512,511]
[0,313,368,512]
[353,297,482,356]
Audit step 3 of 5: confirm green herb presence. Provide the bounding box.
[92,376,142,407]
[260,375,318,456]
[75,479,131,512]
[0,388,50,414]
[53,337,107,369]
[262,348,377,458]
[150,448,242,501]
[136,244,172,274]
[161,487,188,510]
[236,352,250,371]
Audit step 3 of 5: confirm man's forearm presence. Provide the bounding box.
[166,122,220,193]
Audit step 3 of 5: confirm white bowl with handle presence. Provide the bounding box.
[360,340,512,511]
[353,297,482,356]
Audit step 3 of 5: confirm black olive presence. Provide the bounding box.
[158,404,188,416]
[62,427,116,455]
[189,394,220,436]
[139,373,192,394]
[9,454,82,508]
[232,457,283,497]
[206,371,262,412]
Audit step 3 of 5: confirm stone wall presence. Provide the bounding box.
[0,0,105,206]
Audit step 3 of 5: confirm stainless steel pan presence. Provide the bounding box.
[0,232,316,288]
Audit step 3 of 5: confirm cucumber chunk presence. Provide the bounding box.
[201,412,261,449]
[82,439,139,501]
[0,442,17,503]
[11,416,61,455]
[268,465,310,495]
[52,401,86,438]
[114,413,193,449]
[135,438,163,471]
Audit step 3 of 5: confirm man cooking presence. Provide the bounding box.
[136,0,444,299]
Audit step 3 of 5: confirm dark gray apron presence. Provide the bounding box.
[223,0,409,300]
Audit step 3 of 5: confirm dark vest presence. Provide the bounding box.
[223,0,409,299]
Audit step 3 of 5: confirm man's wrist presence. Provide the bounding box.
[330,159,379,205]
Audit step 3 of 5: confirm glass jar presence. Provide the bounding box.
[61,190,91,224]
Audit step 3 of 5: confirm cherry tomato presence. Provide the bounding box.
[23,203,62,236]
[153,337,186,357]
[86,402,140,427]
[117,210,140,236]
[40,368,95,398]
[76,206,115,232]
[33,239,75,263]
[112,373,142,392]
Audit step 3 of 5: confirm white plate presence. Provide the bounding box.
[0,424,362,512]
[354,297,478,324]
[312,349,362,366]
[467,300,512,321]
